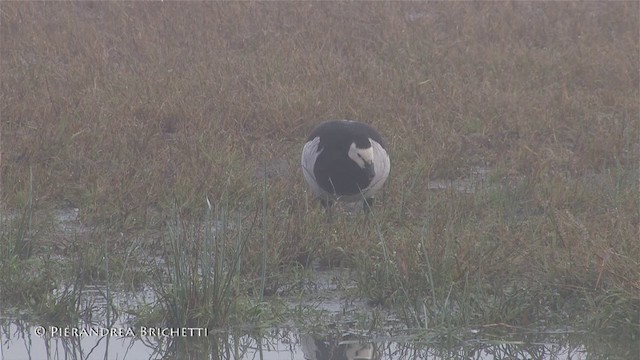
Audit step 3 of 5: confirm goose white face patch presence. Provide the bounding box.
[347,141,374,169]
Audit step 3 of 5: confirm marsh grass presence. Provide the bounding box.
[1,167,35,260]
[150,202,246,328]
[1,0,638,343]
[147,193,292,328]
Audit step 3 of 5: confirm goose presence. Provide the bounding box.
[301,120,390,213]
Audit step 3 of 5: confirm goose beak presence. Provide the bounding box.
[364,162,375,180]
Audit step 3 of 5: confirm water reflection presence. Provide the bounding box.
[300,334,374,360]
[0,264,633,360]
[2,318,632,360]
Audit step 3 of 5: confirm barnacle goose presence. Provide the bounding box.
[301,120,390,212]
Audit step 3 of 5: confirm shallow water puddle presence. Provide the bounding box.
[428,166,492,194]
[0,274,602,360]
[1,206,633,359]
[0,319,597,360]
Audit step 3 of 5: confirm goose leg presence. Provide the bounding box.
[363,197,375,214]
[321,198,334,221]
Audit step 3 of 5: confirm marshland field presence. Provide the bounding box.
[1,2,638,359]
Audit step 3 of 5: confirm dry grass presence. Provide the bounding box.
[1,2,638,334]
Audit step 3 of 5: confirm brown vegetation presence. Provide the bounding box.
[1,1,638,334]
